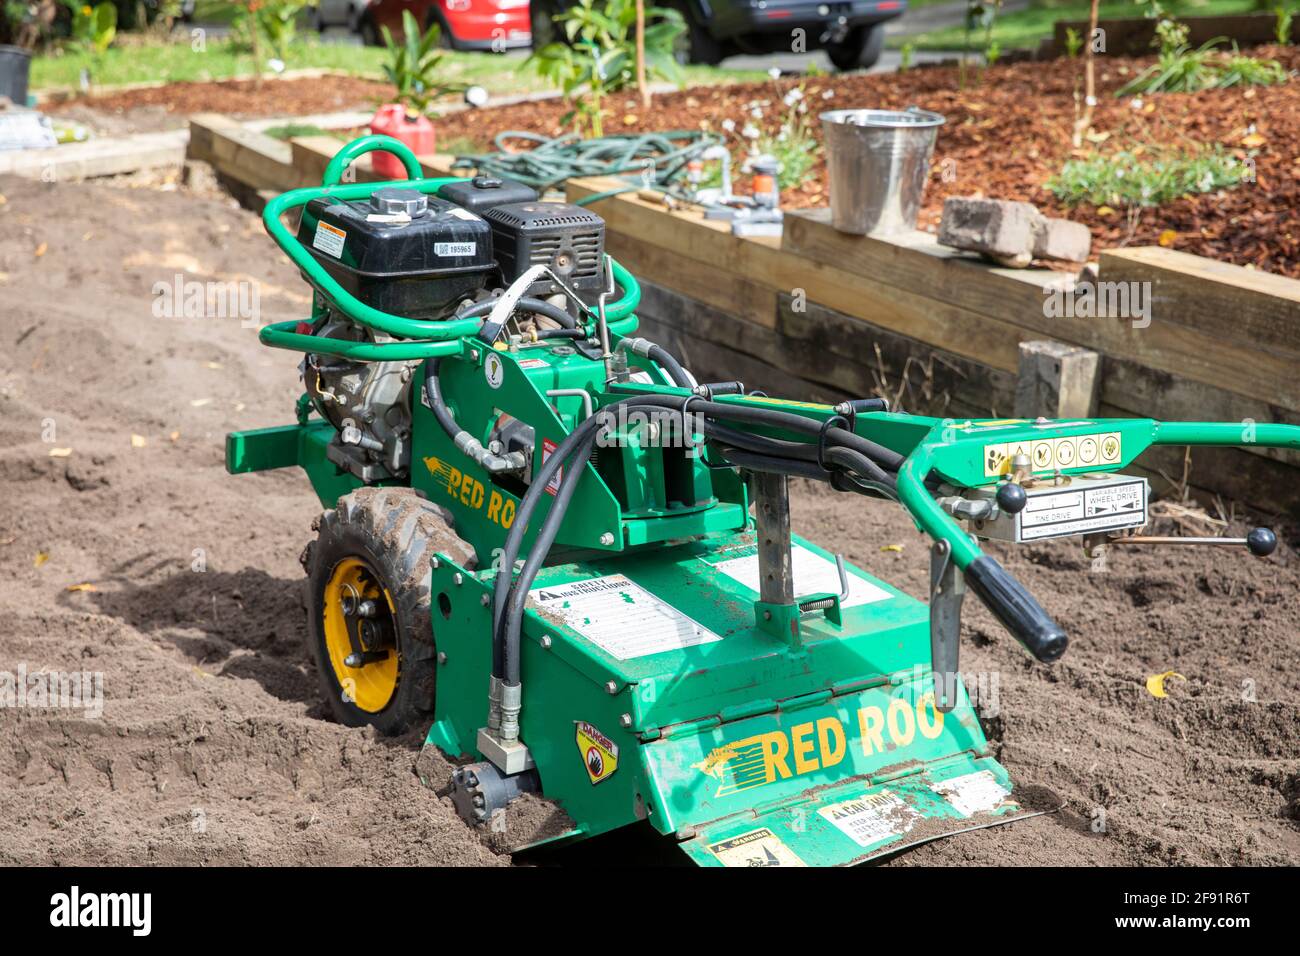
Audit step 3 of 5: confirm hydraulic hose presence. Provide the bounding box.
[455,295,578,329]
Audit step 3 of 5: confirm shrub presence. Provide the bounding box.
[1047,146,1248,208]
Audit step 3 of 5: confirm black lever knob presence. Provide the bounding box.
[996,482,1027,515]
[1246,527,1277,557]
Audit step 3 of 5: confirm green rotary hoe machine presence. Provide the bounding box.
[226,135,1295,867]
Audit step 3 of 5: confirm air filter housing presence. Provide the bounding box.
[483,201,606,297]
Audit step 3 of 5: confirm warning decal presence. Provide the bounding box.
[530,574,723,660]
[930,770,1012,818]
[541,438,562,496]
[983,431,1122,477]
[707,828,806,867]
[312,221,346,259]
[706,544,891,609]
[819,791,920,848]
[575,721,619,785]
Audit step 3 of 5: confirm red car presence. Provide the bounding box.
[315,0,532,51]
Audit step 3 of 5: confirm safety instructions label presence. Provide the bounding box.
[312,221,346,259]
[930,770,1011,818]
[705,544,892,608]
[819,791,919,848]
[1018,478,1147,541]
[530,574,723,660]
[983,430,1122,477]
[706,828,806,867]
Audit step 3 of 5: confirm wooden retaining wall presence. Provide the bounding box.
[188,117,1300,514]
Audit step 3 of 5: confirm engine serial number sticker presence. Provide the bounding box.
[435,241,476,257]
[1018,478,1147,541]
[312,221,347,259]
[705,544,891,609]
[530,574,723,660]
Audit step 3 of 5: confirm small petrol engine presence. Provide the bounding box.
[293,181,606,481]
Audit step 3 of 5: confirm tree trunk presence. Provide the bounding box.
[636,0,649,111]
[1071,0,1099,148]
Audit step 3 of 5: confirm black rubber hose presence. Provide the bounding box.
[500,428,601,686]
[535,328,587,340]
[490,394,689,680]
[457,295,578,329]
[645,343,693,389]
[421,357,460,442]
[626,394,905,473]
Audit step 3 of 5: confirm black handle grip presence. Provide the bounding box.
[964,555,1069,663]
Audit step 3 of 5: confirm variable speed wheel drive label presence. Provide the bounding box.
[1017,477,1147,541]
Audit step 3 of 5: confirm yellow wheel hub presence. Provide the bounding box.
[322,557,399,713]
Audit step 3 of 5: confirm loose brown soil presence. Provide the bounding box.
[435,46,1300,278]
[44,74,394,135]
[0,174,1296,865]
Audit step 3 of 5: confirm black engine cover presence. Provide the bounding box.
[482,201,606,297]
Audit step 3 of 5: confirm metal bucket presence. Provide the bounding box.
[820,107,945,236]
[0,45,31,108]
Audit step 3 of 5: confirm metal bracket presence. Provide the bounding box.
[929,541,965,713]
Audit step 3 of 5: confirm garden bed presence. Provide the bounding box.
[436,45,1300,278]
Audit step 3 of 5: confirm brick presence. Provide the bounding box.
[938,197,1041,260]
[1032,216,1092,263]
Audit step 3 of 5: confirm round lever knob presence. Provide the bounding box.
[1246,527,1277,557]
[996,482,1027,515]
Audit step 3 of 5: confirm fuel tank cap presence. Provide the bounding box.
[369,187,428,218]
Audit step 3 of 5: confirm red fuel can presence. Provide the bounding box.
[369,105,435,180]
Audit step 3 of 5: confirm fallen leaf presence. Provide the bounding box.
[880,543,904,553]
[131,434,147,448]
[34,551,49,567]
[1241,133,1266,148]
[190,398,211,407]
[48,447,72,458]
[1096,205,1117,217]
[34,242,47,257]
[203,361,223,370]
[65,582,98,592]
[622,114,638,125]
[1146,670,1185,699]
[1158,229,1177,247]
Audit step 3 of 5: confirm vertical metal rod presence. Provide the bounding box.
[754,471,794,606]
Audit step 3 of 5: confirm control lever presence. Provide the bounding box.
[1110,528,1277,557]
[929,541,964,714]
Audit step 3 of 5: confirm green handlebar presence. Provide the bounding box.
[259,320,466,360]
[322,133,423,186]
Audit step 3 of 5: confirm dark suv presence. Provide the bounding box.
[530,0,906,71]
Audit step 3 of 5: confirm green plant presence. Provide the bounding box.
[66,1,116,55]
[1275,3,1295,43]
[527,0,685,136]
[1047,146,1248,207]
[1064,25,1083,57]
[256,0,315,64]
[1117,31,1287,94]
[380,10,465,115]
[899,40,915,70]
[985,37,1002,65]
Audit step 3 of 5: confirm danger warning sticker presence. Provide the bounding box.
[575,721,619,785]
[530,574,723,660]
[819,790,919,848]
[707,828,806,867]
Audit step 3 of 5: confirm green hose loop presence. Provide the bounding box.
[322,134,424,186]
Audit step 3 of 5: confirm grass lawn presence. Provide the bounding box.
[31,35,763,94]
[896,0,1267,51]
